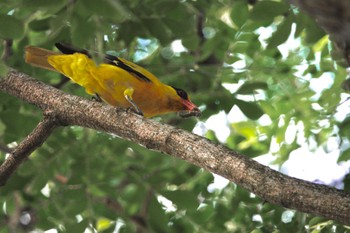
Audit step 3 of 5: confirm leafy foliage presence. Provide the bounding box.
[0,0,349,232]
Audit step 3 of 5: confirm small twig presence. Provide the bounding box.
[0,115,59,186]
[1,39,13,61]
[0,143,12,154]
[53,75,70,89]
[98,196,147,230]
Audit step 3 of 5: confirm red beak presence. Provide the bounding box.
[180,99,201,117]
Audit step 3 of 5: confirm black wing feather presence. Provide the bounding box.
[55,42,91,57]
[104,54,151,83]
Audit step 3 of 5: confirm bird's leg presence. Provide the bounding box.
[124,88,144,116]
[92,93,103,102]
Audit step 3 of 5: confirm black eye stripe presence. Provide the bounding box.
[171,86,188,100]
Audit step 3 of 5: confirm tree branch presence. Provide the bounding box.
[0,70,350,224]
[1,39,13,62]
[0,143,12,154]
[0,114,59,186]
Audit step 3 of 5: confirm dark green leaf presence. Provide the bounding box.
[338,148,350,162]
[28,18,51,31]
[143,18,172,45]
[234,99,264,120]
[236,81,268,95]
[148,196,169,232]
[161,190,198,210]
[21,0,64,9]
[303,16,326,44]
[250,1,289,22]
[0,14,24,39]
[82,0,129,20]
[70,16,96,47]
[191,204,215,223]
[64,219,89,233]
[231,1,249,28]
[267,14,294,49]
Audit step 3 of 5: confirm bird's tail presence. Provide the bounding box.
[25,46,59,72]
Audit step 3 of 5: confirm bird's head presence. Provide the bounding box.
[170,86,201,118]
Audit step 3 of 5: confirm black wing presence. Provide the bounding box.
[55,42,91,57]
[104,54,151,83]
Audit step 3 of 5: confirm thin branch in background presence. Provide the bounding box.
[0,115,59,186]
[1,39,13,61]
[53,75,70,89]
[98,196,147,231]
[194,11,220,66]
[0,143,12,154]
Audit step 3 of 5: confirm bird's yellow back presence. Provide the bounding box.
[47,53,175,117]
[25,44,201,118]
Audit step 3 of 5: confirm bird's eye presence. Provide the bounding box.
[171,86,188,100]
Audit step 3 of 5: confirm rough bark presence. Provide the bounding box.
[0,117,58,186]
[0,70,349,224]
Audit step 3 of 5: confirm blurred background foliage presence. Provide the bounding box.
[0,0,350,232]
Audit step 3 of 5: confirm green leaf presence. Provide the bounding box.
[234,99,264,120]
[0,62,9,77]
[61,188,88,215]
[82,0,129,20]
[0,111,38,143]
[250,1,289,22]
[97,218,113,232]
[148,196,169,232]
[70,15,96,47]
[182,35,200,50]
[308,217,328,228]
[236,81,268,95]
[302,15,326,44]
[21,0,64,9]
[64,219,89,233]
[118,21,147,45]
[30,174,48,194]
[21,0,66,16]
[267,14,293,49]
[143,18,172,45]
[191,204,215,223]
[231,1,249,28]
[28,18,51,31]
[0,14,24,39]
[259,100,278,119]
[338,148,350,162]
[343,174,350,192]
[161,190,198,210]
[205,130,219,143]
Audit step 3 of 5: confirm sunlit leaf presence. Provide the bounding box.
[97,218,113,232]
[312,35,329,53]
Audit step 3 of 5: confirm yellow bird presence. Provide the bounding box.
[25,43,201,118]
